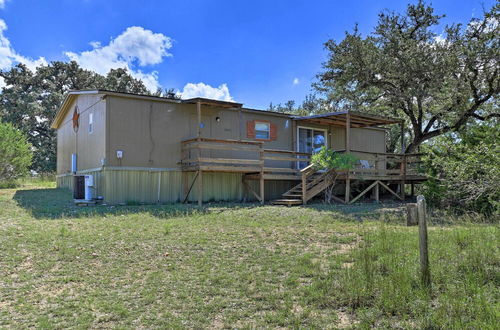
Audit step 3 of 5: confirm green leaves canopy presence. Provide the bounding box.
[422,122,500,215]
[0,62,150,173]
[315,1,499,152]
[0,121,32,182]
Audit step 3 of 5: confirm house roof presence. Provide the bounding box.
[51,90,400,130]
[292,111,401,127]
[51,89,186,129]
[182,97,243,108]
[51,89,289,129]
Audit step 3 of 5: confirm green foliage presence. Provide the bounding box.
[315,1,499,152]
[0,121,32,184]
[311,146,358,171]
[421,123,500,215]
[0,62,150,173]
[268,94,325,116]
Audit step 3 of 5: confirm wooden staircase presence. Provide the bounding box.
[271,165,337,206]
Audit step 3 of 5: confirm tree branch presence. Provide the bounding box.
[472,113,500,120]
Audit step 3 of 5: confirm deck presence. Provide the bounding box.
[180,137,426,206]
[180,138,425,181]
[180,137,310,180]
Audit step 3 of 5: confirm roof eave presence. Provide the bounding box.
[292,110,401,127]
[181,97,243,109]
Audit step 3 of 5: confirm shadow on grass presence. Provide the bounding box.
[13,187,408,221]
[13,188,259,220]
[303,201,407,220]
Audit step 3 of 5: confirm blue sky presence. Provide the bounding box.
[0,0,495,109]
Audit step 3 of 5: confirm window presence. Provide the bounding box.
[297,127,327,169]
[88,112,93,134]
[247,120,277,140]
[255,121,270,140]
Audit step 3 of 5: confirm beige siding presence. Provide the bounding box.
[56,94,106,174]
[329,126,386,152]
[106,96,190,168]
[106,96,294,169]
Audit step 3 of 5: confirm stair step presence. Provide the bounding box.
[280,168,336,203]
[270,199,303,206]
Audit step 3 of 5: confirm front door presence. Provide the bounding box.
[297,127,327,168]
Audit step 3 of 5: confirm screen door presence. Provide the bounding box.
[297,127,326,168]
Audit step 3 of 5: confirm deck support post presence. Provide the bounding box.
[345,112,351,153]
[374,181,380,203]
[400,154,406,201]
[400,121,405,153]
[183,171,200,203]
[259,143,265,205]
[400,121,406,201]
[301,174,307,204]
[182,172,188,201]
[196,101,203,207]
[379,180,403,201]
[345,178,350,204]
[242,177,247,202]
[292,120,297,169]
[349,180,379,204]
[197,170,203,207]
[344,112,351,204]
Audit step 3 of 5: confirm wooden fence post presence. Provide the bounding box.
[406,203,418,226]
[417,195,431,290]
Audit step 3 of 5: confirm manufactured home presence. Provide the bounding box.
[52,90,425,205]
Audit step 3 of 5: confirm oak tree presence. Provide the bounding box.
[315,1,499,152]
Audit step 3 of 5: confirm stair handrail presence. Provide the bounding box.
[300,164,315,204]
[301,163,325,204]
[300,163,315,174]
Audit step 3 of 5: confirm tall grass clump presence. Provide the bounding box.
[305,223,499,328]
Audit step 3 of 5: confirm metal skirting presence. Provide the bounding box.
[57,168,294,205]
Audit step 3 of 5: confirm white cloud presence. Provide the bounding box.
[0,0,8,9]
[0,19,47,72]
[180,82,233,101]
[433,35,446,45]
[65,26,173,91]
[293,77,300,85]
[468,15,499,34]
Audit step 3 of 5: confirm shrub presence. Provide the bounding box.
[0,121,32,186]
[311,147,358,203]
[421,123,499,216]
[311,146,358,171]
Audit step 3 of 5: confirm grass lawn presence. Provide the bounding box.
[0,182,498,328]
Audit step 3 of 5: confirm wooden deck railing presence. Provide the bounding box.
[180,138,423,180]
[343,149,423,178]
[180,138,310,174]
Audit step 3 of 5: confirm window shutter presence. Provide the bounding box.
[270,123,277,141]
[246,120,255,139]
